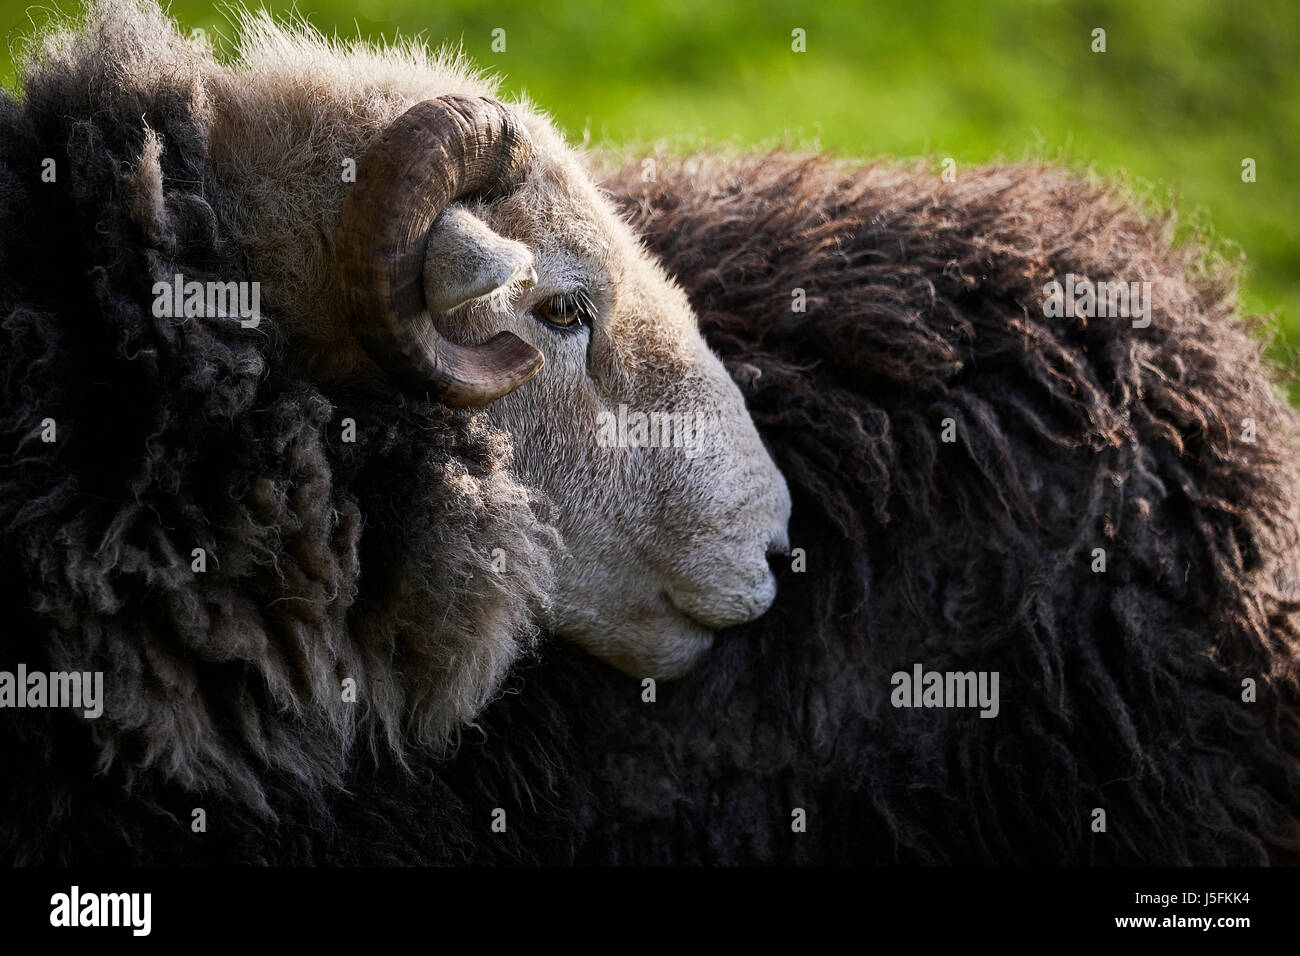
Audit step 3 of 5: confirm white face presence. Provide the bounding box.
[436,133,792,679]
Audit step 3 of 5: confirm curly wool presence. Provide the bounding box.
[577,152,1300,864]
[0,0,553,862]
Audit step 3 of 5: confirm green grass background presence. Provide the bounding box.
[2,0,1296,389]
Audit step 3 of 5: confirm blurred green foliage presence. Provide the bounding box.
[2,0,1296,389]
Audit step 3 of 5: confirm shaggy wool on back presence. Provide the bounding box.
[585,153,1300,864]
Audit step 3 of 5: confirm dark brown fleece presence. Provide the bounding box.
[578,152,1300,863]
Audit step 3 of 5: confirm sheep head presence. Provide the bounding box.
[456,118,794,680]
[207,20,791,680]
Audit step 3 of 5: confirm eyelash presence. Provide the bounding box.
[532,290,596,331]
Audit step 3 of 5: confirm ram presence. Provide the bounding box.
[0,0,788,861]
[3,1,1298,866]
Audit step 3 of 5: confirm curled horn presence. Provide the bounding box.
[335,95,545,406]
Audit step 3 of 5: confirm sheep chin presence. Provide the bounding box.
[601,620,717,682]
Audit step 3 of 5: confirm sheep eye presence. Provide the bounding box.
[533,291,594,330]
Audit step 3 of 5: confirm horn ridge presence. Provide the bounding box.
[336,95,543,406]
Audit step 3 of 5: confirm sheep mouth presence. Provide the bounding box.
[661,567,779,632]
[661,590,718,631]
